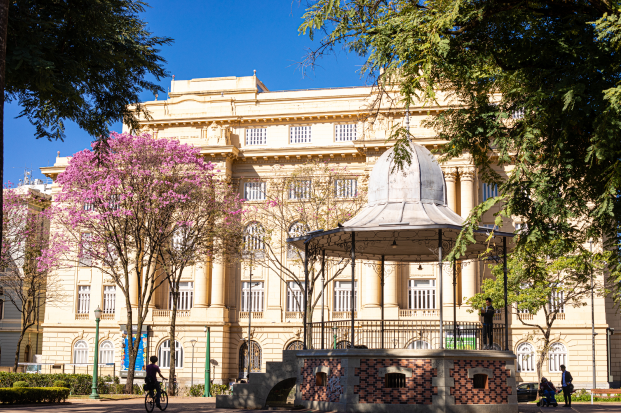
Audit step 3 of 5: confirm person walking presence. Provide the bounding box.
[480,297,495,349]
[559,364,574,408]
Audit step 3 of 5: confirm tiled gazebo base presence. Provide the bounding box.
[295,349,518,413]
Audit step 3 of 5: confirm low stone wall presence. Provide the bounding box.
[295,349,518,413]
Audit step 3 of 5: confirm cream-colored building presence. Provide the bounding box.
[40,74,620,389]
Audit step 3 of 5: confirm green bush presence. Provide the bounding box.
[52,380,68,388]
[185,383,230,397]
[12,381,29,388]
[0,387,70,404]
[0,373,92,394]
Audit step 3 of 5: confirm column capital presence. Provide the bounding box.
[460,167,476,180]
[442,167,458,181]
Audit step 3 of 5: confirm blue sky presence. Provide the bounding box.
[4,0,367,185]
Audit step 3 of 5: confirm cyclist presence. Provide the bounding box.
[146,356,167,409]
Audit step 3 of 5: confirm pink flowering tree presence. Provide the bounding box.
[1,186,69,371]
[242,161,367,327]
[52,132,240,392]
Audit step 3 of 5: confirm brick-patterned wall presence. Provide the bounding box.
[354,359,437,404]
[300,359,344,402]
[450,360,511,404]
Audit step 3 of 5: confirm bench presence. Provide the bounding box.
[591,389,621,398]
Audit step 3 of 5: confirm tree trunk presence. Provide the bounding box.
[168,289,178,395]
[0,0,8,241]
[13,328,24,372]
[124,292,136,393]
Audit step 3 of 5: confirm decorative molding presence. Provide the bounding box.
[460,167,476,180]
[378,366,413,378]
[467,367,494,379]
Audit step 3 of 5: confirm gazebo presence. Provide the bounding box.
[286,141,519,412]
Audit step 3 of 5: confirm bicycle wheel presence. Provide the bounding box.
[159,391,168,411]
[145,392,155,413]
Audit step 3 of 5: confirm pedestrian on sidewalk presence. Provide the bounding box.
[558,365,574,408]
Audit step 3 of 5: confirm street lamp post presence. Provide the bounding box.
[89,306,102,399]
[204,326,211,397]
[332,325,337,349]
[190,339,197,388]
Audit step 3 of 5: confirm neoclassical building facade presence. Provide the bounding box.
[39,74,620,388]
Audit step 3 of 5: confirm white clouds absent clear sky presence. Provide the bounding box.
[4,0,367,185]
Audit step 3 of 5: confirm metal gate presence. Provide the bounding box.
[239,340,262,378]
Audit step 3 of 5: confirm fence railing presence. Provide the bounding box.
[309,319,506,351]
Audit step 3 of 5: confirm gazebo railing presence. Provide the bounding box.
[309,320,506,351]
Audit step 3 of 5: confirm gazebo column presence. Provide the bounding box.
[460,167,478,320]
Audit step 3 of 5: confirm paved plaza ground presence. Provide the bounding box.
[1,399,621,413]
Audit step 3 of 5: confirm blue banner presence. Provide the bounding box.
[122,332,148,372]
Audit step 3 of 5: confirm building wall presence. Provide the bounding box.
[39,75,616,388]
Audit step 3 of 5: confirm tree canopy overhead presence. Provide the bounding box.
[6,0,172,141]
[300,0,621,293]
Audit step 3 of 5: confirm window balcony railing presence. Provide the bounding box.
[240,311,263,319]
[399,309,439,318]
[75,313,89,321]
[285,311,303,320]
[517,313,534,321]
[152,309,191,319]
[101,313,115,320]
[332,311,356,320]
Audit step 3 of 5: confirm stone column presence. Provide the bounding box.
[459,167,477,309]
[444,167,458,212]
[364,262,380,308]
[129,274,140,308]
[211,258,226,308]
[384,263,398,320]
[194,260,209,308]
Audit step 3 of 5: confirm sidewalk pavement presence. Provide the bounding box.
[1,399,621,413]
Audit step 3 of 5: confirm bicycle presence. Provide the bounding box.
[144,380,168,412]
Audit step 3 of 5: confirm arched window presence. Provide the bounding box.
[239,341,262,378]
[287,222,307,259]
[158,340,183,369]
[99,340,114,364]
[549,342,567,373]
[517,342,535,372]
[244,222,265,256]
[408,340,431,350]
[24,345,31,363]
[285,340,304,351]
[73,340,88,364]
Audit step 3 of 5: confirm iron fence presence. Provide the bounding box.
[309,320,506,351]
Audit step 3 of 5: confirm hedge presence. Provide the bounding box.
[0,373,92,395]
[0,387,70,404]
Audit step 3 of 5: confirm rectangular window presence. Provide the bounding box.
[103,286,116,314]
[289,180,311,200]
[482,183,499,201]
[79,233,93,267]
[244,182,266,201]
[290,126,311,144]
[286,282,305,312]
[77,286,91,314]
[246,128,267,146]
[549,287,565,313]
[169,282,194,310]
[334,281,357,312]
[408,280,436,309]
[335,179,357,198]
[241,281,264,312]
[335,124,357,142]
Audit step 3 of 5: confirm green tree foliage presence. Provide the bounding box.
[6,0,171,141]
[299,0,621,300]
[469,239,615,381]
